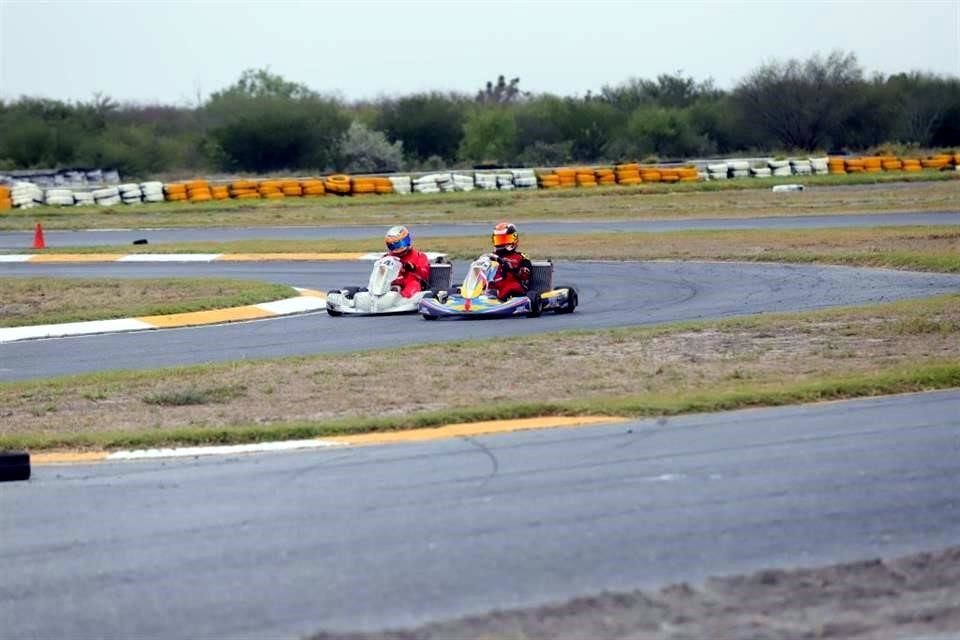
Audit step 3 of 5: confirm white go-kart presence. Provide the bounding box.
[325,254,452,316]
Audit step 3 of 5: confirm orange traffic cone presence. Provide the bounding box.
[33,223,46,249]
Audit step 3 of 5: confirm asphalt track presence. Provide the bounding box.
[2,391,958,638]
[3,259,960,381]
[2,211,960,248]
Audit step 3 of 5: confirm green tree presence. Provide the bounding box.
[376,92,468,163]
[731,50,865,151]
[339,120,404,173]
[205,70,348,172]
[458,108,517,165]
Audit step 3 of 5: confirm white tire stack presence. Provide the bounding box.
[510,168,537,189]
[727,160,750,179]
[102,169,120,184]
[140,181,165,203]
[11,182,43,208]
[44,188,75,206]
[388,176,412,194]
[474,173,499,190]
[434,173,456,192]
[768,159,792,177]
[118,183,143,204]
[809,157,829,175]
[750,165,773,178]
[73,191,96,206]
[451,173,475,191]
[92,186,121,206]
[495,173,514,190]
[706,163,729,180]
[412,174,440,194]
[790,159,813,175]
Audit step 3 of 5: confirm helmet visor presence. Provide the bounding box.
[492,232,518,247]
[386,234,411,253]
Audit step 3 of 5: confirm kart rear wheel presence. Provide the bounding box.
[422,313,438,321]
[526,292,542,318]
[326,307,342,317]
[556,287,578,314]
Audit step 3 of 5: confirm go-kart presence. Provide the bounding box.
[418,254,577,320]
[326,254,452,316]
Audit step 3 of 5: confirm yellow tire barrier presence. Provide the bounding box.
[164,183,187,195]
[166,192,188,201]
[881,160,903,170]
[189,193,212,202]
[211,186,230,200]
[187,179,209,190]
[231,180,258,190]
[235,192,261,199]
[262,192,285,199]
[640,170,662,182]
[281,186,303,196]
[617,177,642,186]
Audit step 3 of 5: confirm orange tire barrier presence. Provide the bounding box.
[281,186,303,197]
[211,186,230,200]
[261,192,285,199]
[639,170,661,182]
[231,180,258,190]
[881,160,903,170]
[615,163,640,172]
[325,174,351,194]
[189,193,212,203]
[617,177,642,186]
[187,179,209,190]
[0,197,12,210]
[235,192,261,199]
[0,185,10,198]
[166,192,188,201]
[164,183,187,195]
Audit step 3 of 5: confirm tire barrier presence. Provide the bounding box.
[5,150,958,210]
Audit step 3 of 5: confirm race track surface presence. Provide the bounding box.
[2,391,958,638]
[2,260,960,381]
[1,211,960,249]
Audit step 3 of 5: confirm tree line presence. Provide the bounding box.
[1,51,958,179]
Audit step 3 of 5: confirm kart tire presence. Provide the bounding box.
[526,292,542,318]
[556,287,578,314]
[422,313,438,321]
[326,306,342,317]
[0,451,30,482]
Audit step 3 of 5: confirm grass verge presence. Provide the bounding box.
[12,226,960,273]
[0,278,296,327]
[3,293,958,451]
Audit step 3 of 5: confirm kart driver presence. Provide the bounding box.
[488,221,532,300]
[385,225,431,298]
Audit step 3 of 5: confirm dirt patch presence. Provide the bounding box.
[1,296,958,442]
[309,546,960,640]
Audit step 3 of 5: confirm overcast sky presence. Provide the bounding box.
[1,0,958,106]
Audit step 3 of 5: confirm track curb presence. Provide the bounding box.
[30,416,628,466]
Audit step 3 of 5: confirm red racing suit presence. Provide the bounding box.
[490,250,532,300]
[391,249,431,298]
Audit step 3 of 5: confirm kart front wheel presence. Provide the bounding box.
[557,287,578,314]
[326,307,343,317]
[421,313,438,321]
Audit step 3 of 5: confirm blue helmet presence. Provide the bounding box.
[385,225,412,255]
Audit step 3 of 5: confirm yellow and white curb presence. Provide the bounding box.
[31,416,627,465]
[0,251,445,263]
[0,287,327,343]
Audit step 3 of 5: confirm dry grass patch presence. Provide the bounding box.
[2,295,958,445]
[0,278,295,327]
